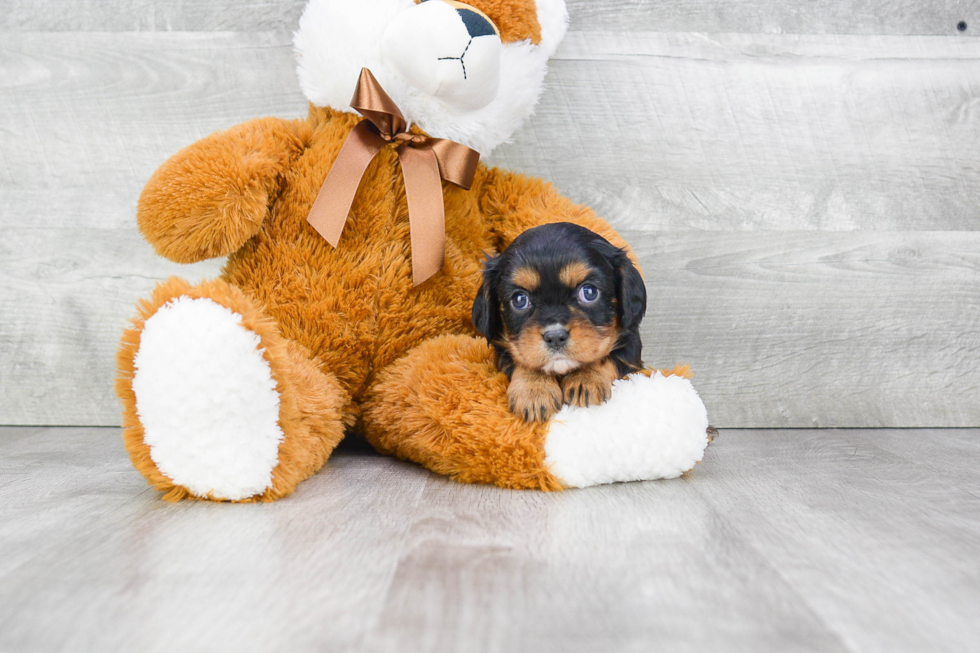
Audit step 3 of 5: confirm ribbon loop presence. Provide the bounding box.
[306,68,480,285]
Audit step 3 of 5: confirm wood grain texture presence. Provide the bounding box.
[3,32,978,232]
[564,0,979,36]
[2,30,979,426]
[2,228,977,427]
[696,428,980,653]
[499,32,980,232]
[2,0,977,35]
[2,427,978,652]
[627,230,980,428]
[0,32,306,199]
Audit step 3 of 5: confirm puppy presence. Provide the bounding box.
[472,222,647,423]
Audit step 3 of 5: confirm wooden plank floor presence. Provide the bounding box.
[0,428,977,652]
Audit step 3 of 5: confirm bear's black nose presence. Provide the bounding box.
[542,328,570,350]
[456,7,497,38]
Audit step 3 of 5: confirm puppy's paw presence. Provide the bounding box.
[561,359,618,408]
[508,367,563,423]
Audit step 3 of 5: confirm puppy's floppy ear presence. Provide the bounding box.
[613,250,647,332]
[472,254,503,344]
[590,239,648,331]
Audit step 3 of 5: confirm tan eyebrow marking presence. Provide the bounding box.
[560,261,593,288]
[511,266,540,291]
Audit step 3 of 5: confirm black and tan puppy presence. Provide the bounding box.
[472,222,647,423]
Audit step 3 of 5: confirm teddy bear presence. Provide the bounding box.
[116,0,711,502]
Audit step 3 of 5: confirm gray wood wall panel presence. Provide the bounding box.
[2,19,979,426]
[3,0,977,35]
[2,227,977,427]
[505,33,980,232]
[565,0,978,36]
[629,230,980,428]
[5,32,978,233]
[0,32,306,197]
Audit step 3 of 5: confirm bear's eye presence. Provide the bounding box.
[455,6,497,38]
[578,284,599,304]
[511,291,531,311]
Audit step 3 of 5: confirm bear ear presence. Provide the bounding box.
[472,254,503,344]
[534,0,569,58]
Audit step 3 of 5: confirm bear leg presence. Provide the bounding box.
[362,335,559,490]
[361,335,709,490]
[117,277,356,502]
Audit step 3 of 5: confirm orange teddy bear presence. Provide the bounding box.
[117,0,710,502]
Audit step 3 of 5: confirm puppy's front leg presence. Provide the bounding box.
[561,358,619,408]
[508,366,563,423]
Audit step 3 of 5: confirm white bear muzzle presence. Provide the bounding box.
[382,0,502,111]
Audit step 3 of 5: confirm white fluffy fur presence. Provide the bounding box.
[382,1,502,110]
[534,0,570,58]
[132,297,284,501]
[544,372,710,488]
[294,0,568,155]
[542,358,581,375]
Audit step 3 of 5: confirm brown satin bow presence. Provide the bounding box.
[306,68,481,286]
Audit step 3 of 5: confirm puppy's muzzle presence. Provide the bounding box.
[542,327,570,351]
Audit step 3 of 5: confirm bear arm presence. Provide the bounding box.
[137,117,309,263]
[478,167,642,273]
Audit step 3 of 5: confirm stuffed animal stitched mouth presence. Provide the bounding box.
[437,6,498,80]
[438,38,474,79]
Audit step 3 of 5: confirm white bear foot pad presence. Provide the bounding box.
[543,372,710,488]
[132,297,284,500]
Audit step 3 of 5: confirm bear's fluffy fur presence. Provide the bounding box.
[117,0,709,501]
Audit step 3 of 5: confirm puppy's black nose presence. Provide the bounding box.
[543,328,570,350]
[456,7,497,38]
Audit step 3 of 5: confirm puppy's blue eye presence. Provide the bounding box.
[511,291,531,310]
[578,284,599,303]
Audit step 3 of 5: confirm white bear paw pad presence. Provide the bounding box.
[132,297,283,500]
[544,372,709,488]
